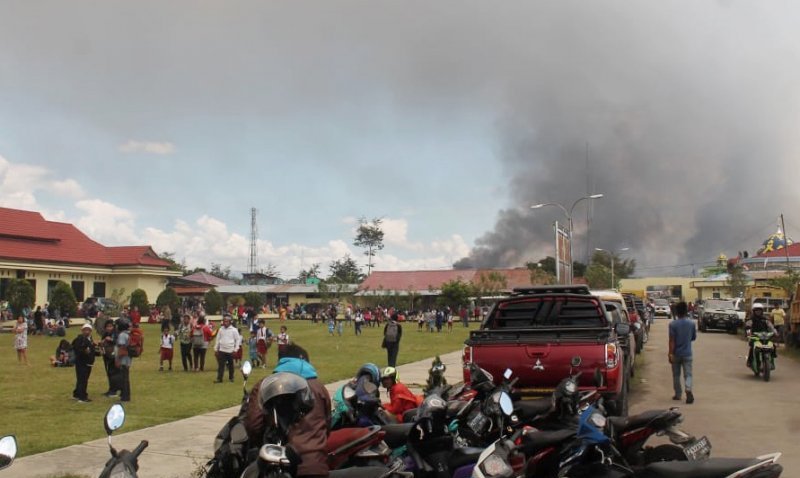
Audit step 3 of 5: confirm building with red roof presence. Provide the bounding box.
[0,207,181,307]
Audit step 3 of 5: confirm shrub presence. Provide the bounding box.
[227,295,245,307]
[156,288,180,315]
[7,279,35,316]
[204,289,223,315]
[244,291,265,310]
[49,281,78,317]
[129,289,150,315]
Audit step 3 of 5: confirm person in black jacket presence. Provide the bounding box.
[72,323,97,402]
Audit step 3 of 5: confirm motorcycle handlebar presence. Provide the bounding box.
[132,440,149,458]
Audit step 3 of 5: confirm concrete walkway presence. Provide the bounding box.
[1,351,465,478]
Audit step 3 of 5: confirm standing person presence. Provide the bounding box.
[256,319,273,368]
[770,304,786,344]
[446,311,453,332]
[130,305,141,327]
[177,314,194,372]
[100,320,118,396]
[363,308,372,328]
[13,315,28,365]
[214,314,239,383]
[354,309,363,336]
[276,325,290,357]
[192,317,211,372]
[114,318,133,402]
[382,314,402,367]
[159,327,175,371]
[33,306,44,335]
[72,323,96,402]
[668,301,696,404]
[248,330,260,367]
[161,307,172,332]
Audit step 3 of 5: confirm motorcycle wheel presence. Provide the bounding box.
[762,353,770,382]
[643,444,689,464]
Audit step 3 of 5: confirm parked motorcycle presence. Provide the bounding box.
[206,361,255,478]
[98,404,149,478]
[747,331,776,381]
[0,435,18,471]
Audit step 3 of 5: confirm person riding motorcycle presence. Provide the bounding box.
[332,363,384,428]
[245,344,331,478]
[380,366,422,422]
[745,303,777,367]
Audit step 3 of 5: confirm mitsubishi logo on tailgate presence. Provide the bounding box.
[533,358,545,371]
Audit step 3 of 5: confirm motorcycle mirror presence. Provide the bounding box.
[615,323,631,336]
[593,368,605,388]
[104,404,126,436]
[241,360,253,379]
[570,356,582,368]
[0,436,17,470]
[499,392,514,416]
[503,368,513,380]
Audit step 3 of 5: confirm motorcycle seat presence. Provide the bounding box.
[639,457,764,478]
[514,398,553,420]
[330,465,391,478]
[448,446,484,470]
[380,423,413,448]
[327,426,383,455]
[520,428,576,455]
[608,409,669,432]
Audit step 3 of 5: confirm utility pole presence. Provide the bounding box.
[248,207,258,275]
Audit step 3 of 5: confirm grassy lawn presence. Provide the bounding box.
[1,319,477,457]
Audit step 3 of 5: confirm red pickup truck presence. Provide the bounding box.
[462,285,631,415]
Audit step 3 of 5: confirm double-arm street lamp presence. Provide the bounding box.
[595,247,630,289]
[531,194,604,284]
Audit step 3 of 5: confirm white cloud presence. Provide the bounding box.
[0,155,475,279]
[118,140,176,155]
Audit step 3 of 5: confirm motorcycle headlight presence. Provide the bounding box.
[480,454,513,478]
[498,392,514,417]
[564,380,577,395]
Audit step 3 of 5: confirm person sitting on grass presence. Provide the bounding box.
[50,339,75,367]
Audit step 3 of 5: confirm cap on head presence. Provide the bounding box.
[752,303,764,310]
[82,323,93,331]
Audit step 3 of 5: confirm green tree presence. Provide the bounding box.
[129,289,150,315]
[585,263,611,289]
[6,279,35,316]
[590,250,635,286]
[157,251,186,273]
[49,281,78,316]
[244,291,265,310]
[353,216,385,276]
[156,287,180,315]
[210,263,232,280]
[328,254,364,283]
[526,262,556,285]
[227,294,245,307]
[108,288,128,316]
[297,263,321,283]
[437,279,474,309]
[767,268,800,299]
[204,289,224,315]
[473,271,508,301]
[573,261,588,278]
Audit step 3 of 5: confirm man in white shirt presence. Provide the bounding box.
[214,314,240,383]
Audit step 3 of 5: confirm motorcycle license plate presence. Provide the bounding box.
[684,436,711,460]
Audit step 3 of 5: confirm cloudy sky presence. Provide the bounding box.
[2,1,799,278]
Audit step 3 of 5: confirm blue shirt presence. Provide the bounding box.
[669,316,696,358]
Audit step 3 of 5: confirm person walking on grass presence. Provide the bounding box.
[382,314,402,367]
[14,315,28,365]
[159,327,175,372]
[214,314,240,383]
[177,314,193,372]
[668,301,696,404]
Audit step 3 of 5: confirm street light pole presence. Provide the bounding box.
[532,194,604,284]
[595,247,629,289]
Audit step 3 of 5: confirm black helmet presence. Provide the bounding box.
[258,372,315,433]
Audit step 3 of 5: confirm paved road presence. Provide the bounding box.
[630,318,798,472]
[0,351,466,478]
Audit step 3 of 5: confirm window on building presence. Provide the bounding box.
[0,278,9,300]
[93,282,106,298]
[71,281,85,302]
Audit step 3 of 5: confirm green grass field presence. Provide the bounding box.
[0,319,476,457]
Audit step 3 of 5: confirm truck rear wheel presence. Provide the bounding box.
[608,379,629,416]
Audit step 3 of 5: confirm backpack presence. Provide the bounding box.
[385,321,399,343]
[192,327,205,347]
[128,328,144,358]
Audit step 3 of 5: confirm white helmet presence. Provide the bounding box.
[752,303,764,310]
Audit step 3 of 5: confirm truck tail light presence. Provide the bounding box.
[463,345,473,364]
[606,343,618,369]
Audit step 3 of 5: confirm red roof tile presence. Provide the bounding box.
[181,272,235,286]
[755,243,800,258]
[0,207,172,268]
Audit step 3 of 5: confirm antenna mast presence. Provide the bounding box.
[249,207,258,274]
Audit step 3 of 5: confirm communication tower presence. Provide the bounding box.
[249,207,258,274]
